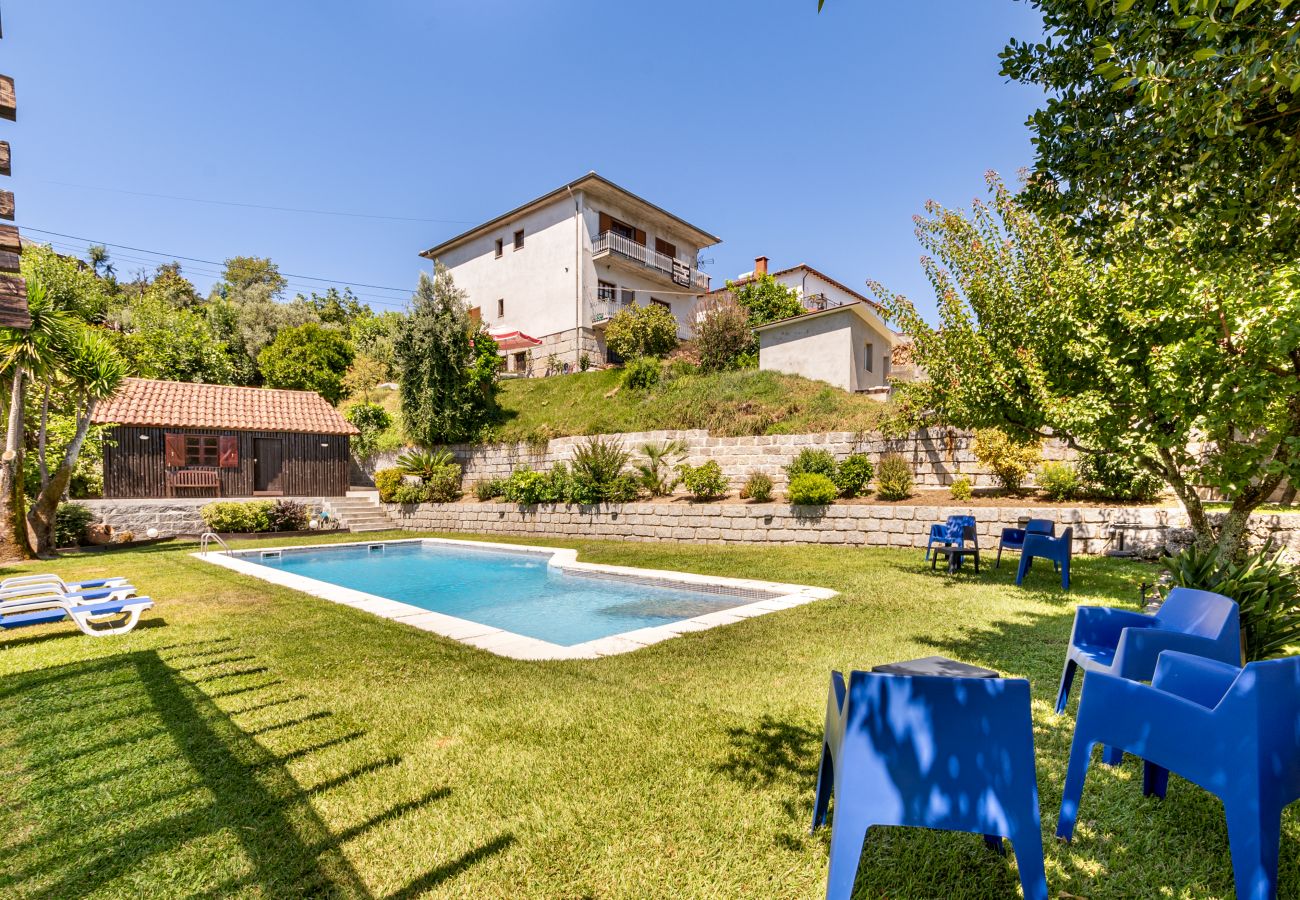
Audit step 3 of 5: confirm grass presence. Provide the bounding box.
[1,533,1296,898]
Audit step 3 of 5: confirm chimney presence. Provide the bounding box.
[754,256,768,277]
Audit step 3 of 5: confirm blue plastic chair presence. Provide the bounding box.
[812,670,1048,900]
[924,515,975,561]
[1058,651,1300,900]
[1015,526,1073,590]
[996,518,1055,568]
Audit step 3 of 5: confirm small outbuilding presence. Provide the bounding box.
[754,300,899,396]
[93,378,358,499]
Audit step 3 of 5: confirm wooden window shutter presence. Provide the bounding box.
[655,238,677,259]
[633,227,646,246]
[598,212,611,234]
[164,433,185,467]
[218,435,239,468]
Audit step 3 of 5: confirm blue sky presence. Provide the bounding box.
[8,0,1045,321]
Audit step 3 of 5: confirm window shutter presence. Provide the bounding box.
[164,433,185,467]
[218,435,239,468]
[655,238,677,259]
[633,227,646,246]
[598,212,611,234]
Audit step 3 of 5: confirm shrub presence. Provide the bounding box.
[267,499,309,532]
[54,502,94,547]
[635,440,685,497]
[424,467,462,503]
[579,352,592,372]
[1164,544,1300,661]
[201,501,274,533]
[374,468,405,503]
[833,453,875,498]
[1078,453,1165,502]
[395,447,456,481]
[787,472,838,506]
[502,464,569,505]
[346,402,393,466]
[692,295,752,372]
[473,478,505,501]
[740,471,774,502]
[571,435,630,489]
[604,302,680,360]
[784,448,838,481]
[391,482,429,505]
[949,475,973,501]
[876,453,915,501]
[677,461,728,501]
[622,356,663,391]
[1038,461,1082,502]
[605,473,643,503]
[971,429,1043,492]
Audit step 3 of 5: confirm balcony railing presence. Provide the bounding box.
[592,230,710,292]
[801,292,843,312]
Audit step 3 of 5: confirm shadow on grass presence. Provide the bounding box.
[0,637,513,898]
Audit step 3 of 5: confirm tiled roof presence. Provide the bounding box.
[92,378,359,435]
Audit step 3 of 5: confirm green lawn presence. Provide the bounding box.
[0,533,1294,898]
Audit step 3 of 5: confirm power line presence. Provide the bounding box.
[21,226,416,295]
[34,179,477,225]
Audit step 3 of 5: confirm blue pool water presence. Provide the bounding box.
[248,541,763,646]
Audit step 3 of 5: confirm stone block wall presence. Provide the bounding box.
[80,497,331,538]
[372,428,1076,492]
[380,501,1207,557]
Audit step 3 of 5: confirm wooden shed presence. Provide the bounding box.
[93,378,358,499]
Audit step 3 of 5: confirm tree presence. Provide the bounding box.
[257,322,354,403]
[341,354,389,402]
[26,326,125,555]
[345,402,392,471]
[303,287,368,327]
[397,266,500,446]
[604,303,680,360]
[872,174,1300,559]
[114,289,235,384]
[87,244,114,280]
[221,256,287,298]
[20,244,111,324]
[728,274,804,329]
[1000,0,1300,260]
[351,311,405,378]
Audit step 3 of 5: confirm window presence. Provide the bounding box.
[513,351,528,373]
[864,342,874,373]
[497,298,505,318]
[494,238,503,258]
[185,435,219,467]
[650,297,671,311]
[597,280,616,302]
[620,288,635,306]
[513,229,525,250]
[611,219,635,241]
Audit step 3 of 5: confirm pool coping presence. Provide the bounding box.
[194,537,837,660]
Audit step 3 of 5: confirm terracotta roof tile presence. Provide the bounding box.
[92,378,359,435]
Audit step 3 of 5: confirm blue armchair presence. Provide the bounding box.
[1015,526,1073,590]
[925,515,975,561]
[996,518,1055,568]
[813,670,1048,900]
[1058,651,1300,900]
[1055,586,1241,715]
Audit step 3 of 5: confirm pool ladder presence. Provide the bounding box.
[200,532,232,556]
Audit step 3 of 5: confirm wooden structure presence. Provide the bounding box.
[93,378,358,499]
[0,8,27,328]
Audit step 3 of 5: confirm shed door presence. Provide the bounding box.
[253,438,284,494]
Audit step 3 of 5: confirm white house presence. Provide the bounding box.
[420,172,721,374]
[712,257,900,395]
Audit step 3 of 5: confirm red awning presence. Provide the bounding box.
[490,330,543,352]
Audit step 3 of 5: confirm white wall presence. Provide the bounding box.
[771,269,863,310]
[431,199,580,341]
[758,307,895,392]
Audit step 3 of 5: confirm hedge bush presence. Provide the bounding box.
[473,479,505,501]
[1078,453,1164,502]
[622,356,663,391]
[390,482,429,505]
[201,501,275,533]
[876,453,915,501]
[677,461,728,501]
[739,471,774,502]
[55,502,94,547]
[784,448,837,481]
[375,468,405,503]
[267,499,309,531]
[971,429,1042,492]
[949,475,973,501]
[1038,461,1082,502]
[787,473,837,506]
[833,453,874,498]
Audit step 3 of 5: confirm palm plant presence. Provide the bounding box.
[570,435,630,485]
[395,447,457,481]
[635,440,686,497]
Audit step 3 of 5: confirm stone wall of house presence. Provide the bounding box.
[372,428,1076,492]
[79,497,330,538]
[377,501,1226,557]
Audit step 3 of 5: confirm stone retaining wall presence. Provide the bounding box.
[80,497,331,538]
[373,428,1076,492]
[379,501,1213,556]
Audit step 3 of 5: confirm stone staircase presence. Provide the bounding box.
[323,490,393,533]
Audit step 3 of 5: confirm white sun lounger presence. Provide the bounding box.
[0,594,153,637]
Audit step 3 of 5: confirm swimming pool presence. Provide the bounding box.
[200,538,836,660]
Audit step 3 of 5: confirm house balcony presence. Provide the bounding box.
[590,293,633,327]
[801,292,843,312]
[592,230,710,292]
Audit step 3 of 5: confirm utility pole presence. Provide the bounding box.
[0,2,29,328]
